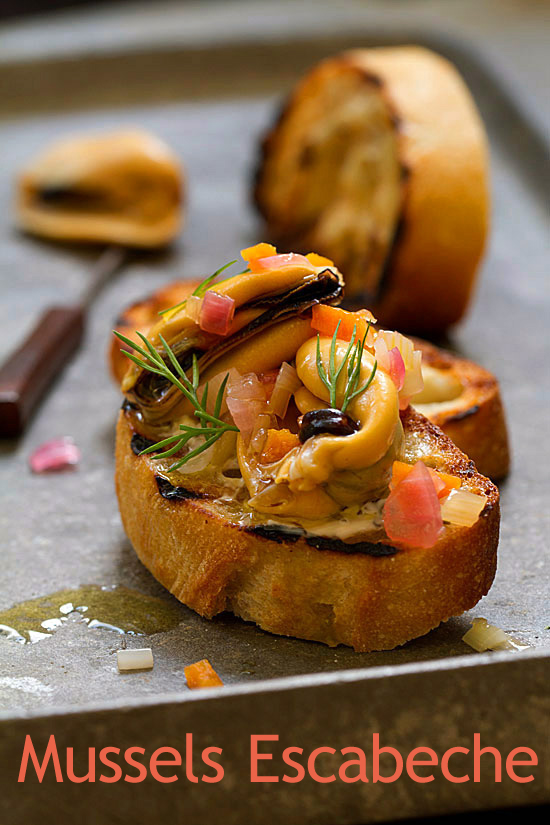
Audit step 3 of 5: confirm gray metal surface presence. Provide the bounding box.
[0,7,549,823]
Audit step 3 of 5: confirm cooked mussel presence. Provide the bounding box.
[123,262,344,435]
[16,129,182,247]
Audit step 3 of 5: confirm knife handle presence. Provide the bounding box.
[0,305,85,438]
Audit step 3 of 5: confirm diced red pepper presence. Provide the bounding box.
[390,460,461,499]
[383,460,444,548]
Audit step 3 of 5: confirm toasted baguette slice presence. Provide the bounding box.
[116,406,498,652]
[254,46,490,334]
[411,339,510,480]
[109,280,509,479]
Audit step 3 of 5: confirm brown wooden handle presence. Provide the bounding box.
[0,305,85,437]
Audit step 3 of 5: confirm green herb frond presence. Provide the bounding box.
[158,260,250,316]
[114,331,238,471]
[315,321,377,413]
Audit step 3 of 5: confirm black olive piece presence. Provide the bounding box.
[298,408,360,443]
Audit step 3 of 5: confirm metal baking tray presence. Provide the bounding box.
[0,9,549,824]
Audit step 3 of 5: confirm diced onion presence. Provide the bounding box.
[401,350,424,398]
[117,648,154,672]
[250,253,313,273]
[375,334,422,402]
[376,330,415,368]
[198,368,241,416]
[440,488,488,527]
[388,347,405,391]
[462,619,528,652]
[185,294,202,323]
[374,335,390,371]
[269,362,302,418]
[250,412,273,452]
[199,291,235,335]
[376,330,424,400]
[226,372,267,441]
[29,437,80,474]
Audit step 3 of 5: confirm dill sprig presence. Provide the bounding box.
[114,330,238,471]
[316,321,377,413]
[158,260,250,316]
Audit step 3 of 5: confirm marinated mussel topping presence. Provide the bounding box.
[116,244,489,548]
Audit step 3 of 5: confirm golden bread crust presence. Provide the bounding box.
[109,280,199,384]
[115,408,499,651]
[254,46,490,334]
[412,338,510,480]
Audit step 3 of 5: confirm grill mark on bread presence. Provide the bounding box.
[446,404,480,422]
[246,524,302,543]
[130,432,156,455]
[305,534,397,556]
[246,523,398,556]
[155,476,205,501]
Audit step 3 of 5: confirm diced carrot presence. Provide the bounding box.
[259,428,300,464]
[306,252,335,268]
[241,242,277,262]
[311,305,376,343]
[390,460,461,499]
[184,659,224,689]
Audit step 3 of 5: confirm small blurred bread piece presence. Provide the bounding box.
[16,129,183,247]
[254,46,490,334]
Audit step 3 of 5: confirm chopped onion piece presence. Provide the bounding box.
[250,412,273,452]
[185,294,202,322]
[199,291,235,335]
[198,367,240,416]
[376,330,415,368]
[441,488,487,527]
[258,369,280,399]
[29,437,80,474]
[117,648,154,672]
[269,362,302,418]
[388,347,405,391]
[250,253,313,273]
[374,336,390,371]
[376,330,424,400]
[401,350,424,398]
[375,340,405,390]
[226,372,267,441]
[462,619,529,652]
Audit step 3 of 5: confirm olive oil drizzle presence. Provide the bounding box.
[0,585,183,645]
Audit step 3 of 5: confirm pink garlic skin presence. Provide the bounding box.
[29,437,81,473]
